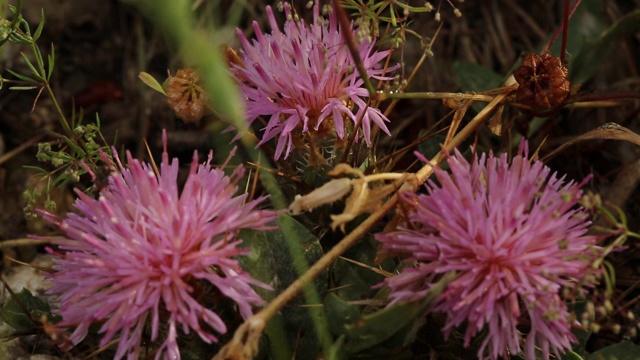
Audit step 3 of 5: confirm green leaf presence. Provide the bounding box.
[271,215,331,352]
[6,68,37,83]
[20,52,43,80]
[240,215,328,360]
[547,0,604,61]
[417,132,446,166]
[9,86,38,90]
[47,44,55,82]
[562,350,585,360]
[587,341,640,360]
[139,71,167,95]
[8,29,32,45]
[32,9,45,41]
[33,45,46,75]
[51,172,71,188]
[452,60,504,92]
[22,165,50,174]
[394,2,433,13]
[326,335,349,360]
[238,226,291,360]
[570,9,640,84]
[0,288,57,331]
[344,300,425,352]
[343,272,455,353]
[389,5,397,26]
[62,136,87,157]
[452,61,505,113]
[566,301,591,357]
[324,293,361,336]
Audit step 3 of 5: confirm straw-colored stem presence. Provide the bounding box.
[388,91,495,103]
[416,88,514,182]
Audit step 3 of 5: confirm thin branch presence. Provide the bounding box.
[0,134,45,166]
[333,0,376,97]
[560,0,571,63]
[543,0,581,55]
[388,92,495,103]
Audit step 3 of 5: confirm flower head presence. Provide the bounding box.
[232,2,395,159]
[40,133,277,359]
[376,141,600,360]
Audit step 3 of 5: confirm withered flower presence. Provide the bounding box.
[514,52,570,111]
[165,68,209,123]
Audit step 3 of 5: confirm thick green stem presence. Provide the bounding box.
[149,0,245,130]
[239,134,333,354]
[146,1,332,356]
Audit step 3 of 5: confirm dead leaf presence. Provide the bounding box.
[541,123,640,162]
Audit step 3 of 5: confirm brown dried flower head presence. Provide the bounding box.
[165,68,208,123]
[514,52,570,111]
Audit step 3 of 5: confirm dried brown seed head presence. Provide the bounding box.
[165,68,208,123]
[514,52,570,111]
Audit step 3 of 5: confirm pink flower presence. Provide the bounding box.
[232,2,395,159]
[376,141,600,360]
[39,133,277,359]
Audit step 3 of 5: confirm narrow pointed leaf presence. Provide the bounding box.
[20,52,43,80]
[6,68,37,83]
[139,72,167,95]
[587,341,640,360]
[47,45,55,81]
[33,9,45,41]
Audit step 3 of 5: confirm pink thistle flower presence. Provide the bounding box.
[39,133,277,359]
[376,141,601,360]
[232,2,395,159]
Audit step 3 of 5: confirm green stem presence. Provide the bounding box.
[26,37,71,135]
[240,133,333,355]
[146,0,332,356]
[239,134,287,210]
[148,0,245,130]
[44,83,72,136]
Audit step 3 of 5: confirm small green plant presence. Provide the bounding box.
[0,1,113,215]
